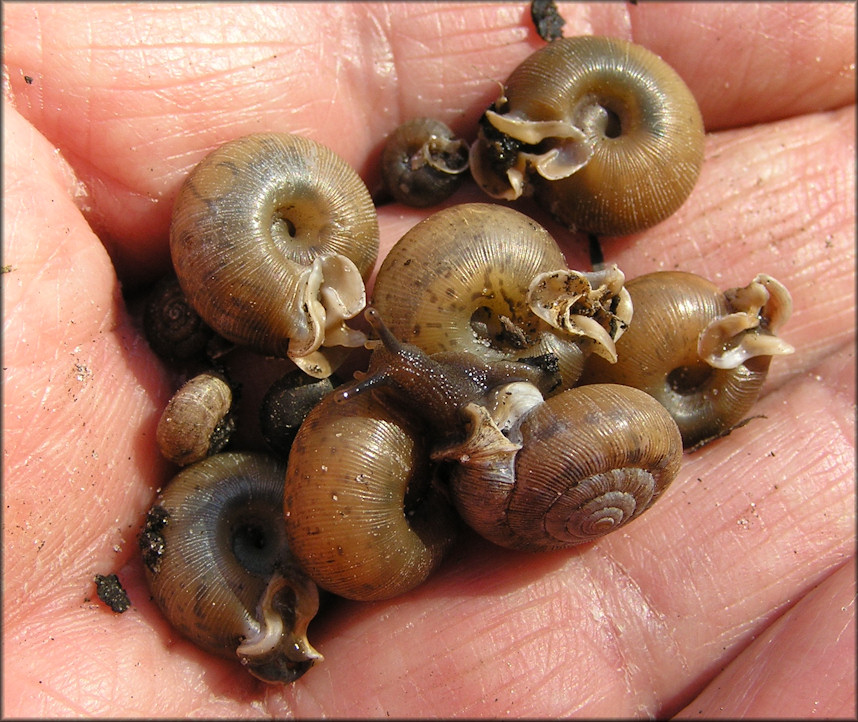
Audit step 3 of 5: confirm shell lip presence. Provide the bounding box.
[698,274,795,369]
[288,253,369,378]
[527,264,633,363]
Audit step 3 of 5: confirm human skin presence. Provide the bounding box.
[2,2,855,718]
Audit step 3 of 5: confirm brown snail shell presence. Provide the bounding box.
[283,388,459,602]
[169,132,379,378]
[439,382,683,551]
[371,203,632,390]
[580,271,794,447]
[380,117,469,207]
[140,452,322,683]
[156,370,235,466]
[470,36,705,235]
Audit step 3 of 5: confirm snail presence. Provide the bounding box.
[156,370,236,466]
[370,203,633,391]
[380,117,470,207]
[580,271,794,447]
[259,369,335,456]
[169,132,379,378]
[282,387,460,602]
[283,308,682,598]
[469,36,705,235]
[140,452,322,684]
[143,274,219,363]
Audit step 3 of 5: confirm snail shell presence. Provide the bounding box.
[170,132,379,378]
[143,274,218,363]
[140,452,322,683]
[371,203,632,390]
[581,271,794,447]
[438,382,683,551]
[470,36,705,235]
[283,388,459,602]
[259,370,336,457]
[156,370,235,466]
[380,117,469,207]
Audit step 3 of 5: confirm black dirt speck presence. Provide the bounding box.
[94,573,131,613]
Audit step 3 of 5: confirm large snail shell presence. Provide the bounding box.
[140,452,322,683]
[580,271,794,447]
[170,132,379,378]
[444,383,683,551]
[470,36,705,235]
[371,203,632,390]
[283,390,459,602]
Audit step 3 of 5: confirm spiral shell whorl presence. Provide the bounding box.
[450,383,682,550]
[581,271,777,447]
[471,36,704,235]
[283,391,458,601]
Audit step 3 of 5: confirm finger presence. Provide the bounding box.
[674,561,855,718]
[1,101,176,714]
[628,2,855,130]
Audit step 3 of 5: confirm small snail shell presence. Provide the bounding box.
[380,118,469,207]
[438,382,683,551]
[581,271,794,447]
[143,274,218,363]
[156,370,235,466]
[283,388,459,602]
[371,203,632,390]
[170,132,379,378]
[470,36,705,235]
[140,452,322,684]
[259,370,335,456]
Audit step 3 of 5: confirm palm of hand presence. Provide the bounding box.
[2,3,855,717]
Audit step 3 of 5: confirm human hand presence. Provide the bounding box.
[3,3,854,717]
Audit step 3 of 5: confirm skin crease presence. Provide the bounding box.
[1,1,854,717]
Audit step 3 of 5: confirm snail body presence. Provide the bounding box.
[140,452,322,683]
[470,36,705,235]
[371,203,632,390]
[170,132,379,378]
[581,271,794,447]
[381,117,469,207]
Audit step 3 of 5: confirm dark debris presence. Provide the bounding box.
[531,0,566,42]
[94,573,131,613]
